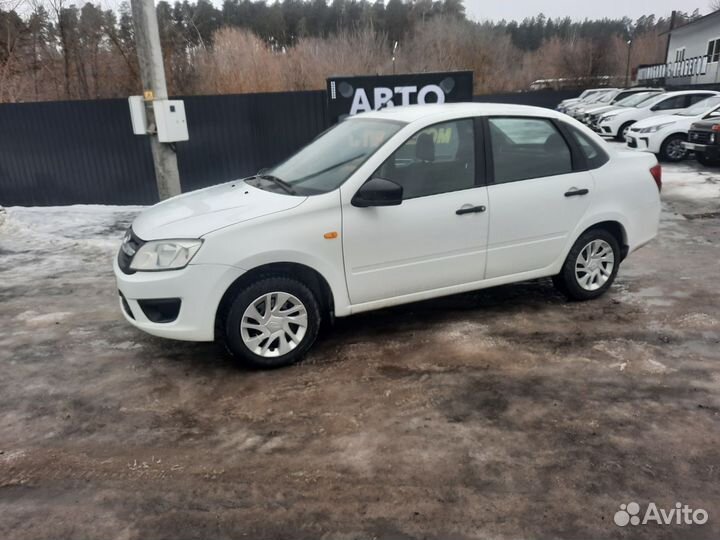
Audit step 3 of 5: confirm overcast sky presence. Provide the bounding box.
[464,0,708,22]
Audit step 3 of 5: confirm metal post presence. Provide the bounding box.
[130,0,182,200]
[625,40,633,88]
[392,41,398,75]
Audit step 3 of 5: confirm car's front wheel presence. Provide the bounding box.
[553,229,620,301]
[616,121,634,142]
[223,276,321,368]
[660,134,688,162]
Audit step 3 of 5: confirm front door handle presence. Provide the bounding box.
[564,188,589,197]
[456,205,486,215]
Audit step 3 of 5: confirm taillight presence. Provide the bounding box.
[650,164,662,192]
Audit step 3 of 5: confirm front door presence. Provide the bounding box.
[342,118,489,305]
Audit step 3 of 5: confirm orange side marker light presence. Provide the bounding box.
[324,231,338,239]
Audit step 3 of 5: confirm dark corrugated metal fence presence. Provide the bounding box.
[0,90,329,206]
[0,89,574,207]
[0,99,158,206]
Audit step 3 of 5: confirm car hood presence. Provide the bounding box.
[632,114,681,129]
[585,104,619,115]
[690,119,720,132]
[602,108,633,120]
[132,180,307,240]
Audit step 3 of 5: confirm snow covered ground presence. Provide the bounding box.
[1,153,719,540]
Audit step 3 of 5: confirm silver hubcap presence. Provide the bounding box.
[575,239,615,291]
[240,292,308,357]
[666,138,686,160]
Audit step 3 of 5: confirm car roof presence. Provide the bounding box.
[355,102,567,124]
[657,90,720,97]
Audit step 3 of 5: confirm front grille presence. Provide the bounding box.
[688,131,712,144]
[117,228,145,274]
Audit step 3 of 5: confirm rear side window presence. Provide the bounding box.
[565,125,609,169]
[688,93,716,106]
[488,117,572,183]
[653,95,686,111]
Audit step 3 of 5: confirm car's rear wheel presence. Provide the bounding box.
[616,121,634,141]
[660,134,688,162]
[223,276,321,368]
[554,229,620,301]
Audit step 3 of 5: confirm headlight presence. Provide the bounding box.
[637,122,675,134]
[599,113,619,123]
[129,239,203,271]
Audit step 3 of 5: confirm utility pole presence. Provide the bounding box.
[625,39,633,88]
[130,0,182,199]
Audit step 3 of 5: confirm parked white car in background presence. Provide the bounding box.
[625,95,720,161]
[115,103,662,368]
[582,90,664,127]
[573,87,660,123]
[557,88,614,114]
[597,90,719,141]
[563,89,618,118]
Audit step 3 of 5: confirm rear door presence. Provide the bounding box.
[484,116,596,279]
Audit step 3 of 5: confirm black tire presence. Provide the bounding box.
[222,276,321,369]
[659,134,688,162]
[554,229,621,301]
[696,152,720,167]
[615,121,634,142]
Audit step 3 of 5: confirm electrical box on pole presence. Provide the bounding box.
[153,100,189,142]
[128,96,148,135]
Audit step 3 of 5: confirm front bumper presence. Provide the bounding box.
[682,141,714,154]
[625,133,655,153]
[114,258,244,341]
[597,122,616,137]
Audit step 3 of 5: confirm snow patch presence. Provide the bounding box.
[16,310,74,325]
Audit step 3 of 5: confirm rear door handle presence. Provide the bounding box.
[564,188,589,197]
[456,205,486,215]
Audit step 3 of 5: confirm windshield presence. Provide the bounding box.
[584,92,609,104]
[640,93,672,109]
[255,118,404,195]
[677,95,720,116]
[580,90,601,100]
[618,92,661,107]
[597,92,618,103]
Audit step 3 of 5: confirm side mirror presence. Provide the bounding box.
[351,177,403,208]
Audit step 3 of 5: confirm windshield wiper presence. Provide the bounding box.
[253,174,298,195]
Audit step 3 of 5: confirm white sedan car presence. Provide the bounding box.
[626,95,720,161]
[115,104,662,368]
[597,90,719,141]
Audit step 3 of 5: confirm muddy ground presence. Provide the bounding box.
[1,153,719,540]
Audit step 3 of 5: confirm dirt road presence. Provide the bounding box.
[1,156,719,539]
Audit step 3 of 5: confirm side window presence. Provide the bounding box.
[488,117,572,184]
[653,96,685,111]
[565,124,609,170]
[688,94,714,106]
[375,119,476,200]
